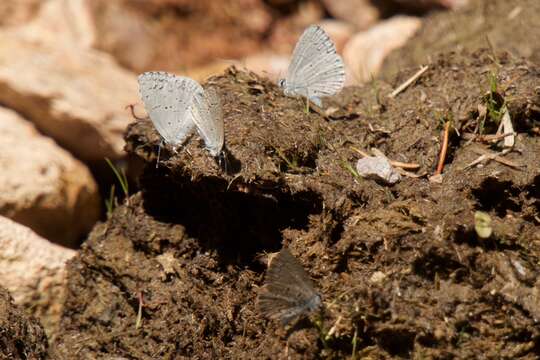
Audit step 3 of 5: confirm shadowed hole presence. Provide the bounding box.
[140,165,323,265]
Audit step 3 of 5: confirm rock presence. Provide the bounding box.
[393,0,469,11]
[240,53,290,82]
[318,20,355,53]
[0,216,75,337]
[244,20,352,82]
[0,30,139,162]
[343,16,422,84]
[0,0,42,27]
[370,271,387,284]
[321,0,380,30]
[17,0,96,48]
[0,286,48,359]
[0,107,100,246]
[356,154,401,185]
[267,1,325,54]
[87,0,273,72]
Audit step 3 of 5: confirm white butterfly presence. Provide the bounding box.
[278,25,345,107]
[138,72,224,161]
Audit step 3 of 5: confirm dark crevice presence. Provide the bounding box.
[268,146,318,174]
[375,327,416,358]
[412,247,464,281]
[524,175,540,219]
[329,218,345,244]
[139,165,323,265]
[472,177,521,217]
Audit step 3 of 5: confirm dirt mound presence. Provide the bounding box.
[0,287,48,359]
[52,48,540,358]
[381,0,540,78]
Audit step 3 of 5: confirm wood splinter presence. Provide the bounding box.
[434,121,451,176]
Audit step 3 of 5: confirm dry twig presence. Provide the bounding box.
[466,147,523,169]
[350,146,420,170]
[389,65,429,98]
[434,121,451,176]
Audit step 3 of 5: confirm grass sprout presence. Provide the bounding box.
[105,158,130,210]
[481,72,505,134]
[105,184,116,218]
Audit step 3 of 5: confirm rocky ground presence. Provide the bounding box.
[0,0,538,359]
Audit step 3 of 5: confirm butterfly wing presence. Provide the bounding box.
[138,72,202,150]
[258,248,322,324]
[190,88,224,157]
[286,25,345,101]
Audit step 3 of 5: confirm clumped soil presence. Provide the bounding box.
[50,44,540,359]
[381,0,540,79]
[0,287,48,359]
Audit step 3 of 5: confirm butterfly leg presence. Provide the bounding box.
[306,89,309,115]
[155,140,163,169]
[304,96,310,115]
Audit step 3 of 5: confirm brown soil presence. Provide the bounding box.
[50,42,540,358]
[381,0,540,79]
[0,287,48,359]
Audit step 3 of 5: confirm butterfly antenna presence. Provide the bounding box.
[126,103,147,121]
[155,141,163,169]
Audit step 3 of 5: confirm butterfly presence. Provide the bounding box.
[138,72,224,164]
[278,25,345,108]
[258,248,322,325]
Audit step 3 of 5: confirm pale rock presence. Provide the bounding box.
[89,0,273,72]
[394,0,469,11]
[83,0,156,71]
[370,271,387,284]
[0,216,76,336]
[441,0,469,9]
[321,0,380,30]
[17,0,95,48]
[0,0,42,27]
[240,53,290,82]
[0,31,139,161]
[268,1,324,54]
[356,154,401,185]
[318,20,355,53]
[0,107,100,246]
[343,16,422,85]
[183,60,239,84]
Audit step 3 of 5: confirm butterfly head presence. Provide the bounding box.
[277,78,286,89]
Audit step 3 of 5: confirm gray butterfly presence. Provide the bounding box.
[258,248,322,325]
[138,71,203,152]
[138,72,224,163]
[278,25,345,107]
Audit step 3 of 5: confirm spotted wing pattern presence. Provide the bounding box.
[138,72,203,151]
[286,25,345,104]
[190,87,224,157]
[258,248,322,325]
